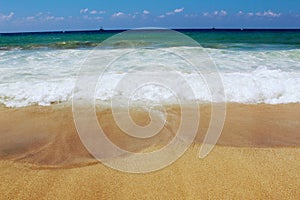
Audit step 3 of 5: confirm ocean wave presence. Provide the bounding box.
[0,47,300,107]
[0,69,300,107]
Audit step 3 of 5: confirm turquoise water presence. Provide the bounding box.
[1,29,300,107]
[1,29,300,50]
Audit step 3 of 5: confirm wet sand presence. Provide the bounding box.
[0,103,299,199]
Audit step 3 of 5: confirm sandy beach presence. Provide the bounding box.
[1,2,300,198]
[0,103,299,199]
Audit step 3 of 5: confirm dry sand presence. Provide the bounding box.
[0,103,299,199]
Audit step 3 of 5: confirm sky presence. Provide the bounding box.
[0,0,300,32]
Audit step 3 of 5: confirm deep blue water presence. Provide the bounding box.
[1,29,300,50]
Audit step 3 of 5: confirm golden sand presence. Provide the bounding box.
[0,103,299,199]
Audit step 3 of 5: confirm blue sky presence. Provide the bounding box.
[0,0,300,32]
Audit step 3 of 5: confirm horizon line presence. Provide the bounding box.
[1,27,300,34]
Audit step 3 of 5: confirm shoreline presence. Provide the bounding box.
[0,103,299,166]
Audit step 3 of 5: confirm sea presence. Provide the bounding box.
[0,29,300,107]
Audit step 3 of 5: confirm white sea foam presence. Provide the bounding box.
[0,47,300,107]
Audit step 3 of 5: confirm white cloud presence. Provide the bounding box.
[213,10,227,16]
[80,8,89,14]
[143,10,150,15]
[174,7,184,13]
[184,13,198,18]
[26,16,35,20]
[90,10,98,15]
[46,16,55,20]
[255,12,263,16]
[90,10,106,15]
[237,11,244,16]
[7,12,14,19]
[219,10,227,16]
[237,10,281,17]
[55,17,64,21]
[203,12,209,17]
[160,7,184,18]
[166,12,174,16]
[24,13,64,22]
[98,11,106,14]
[203,10,227,17]
[256,10,281,17]
[0,12,14,21]
[45,15,64,21]
[112,12,125,17]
